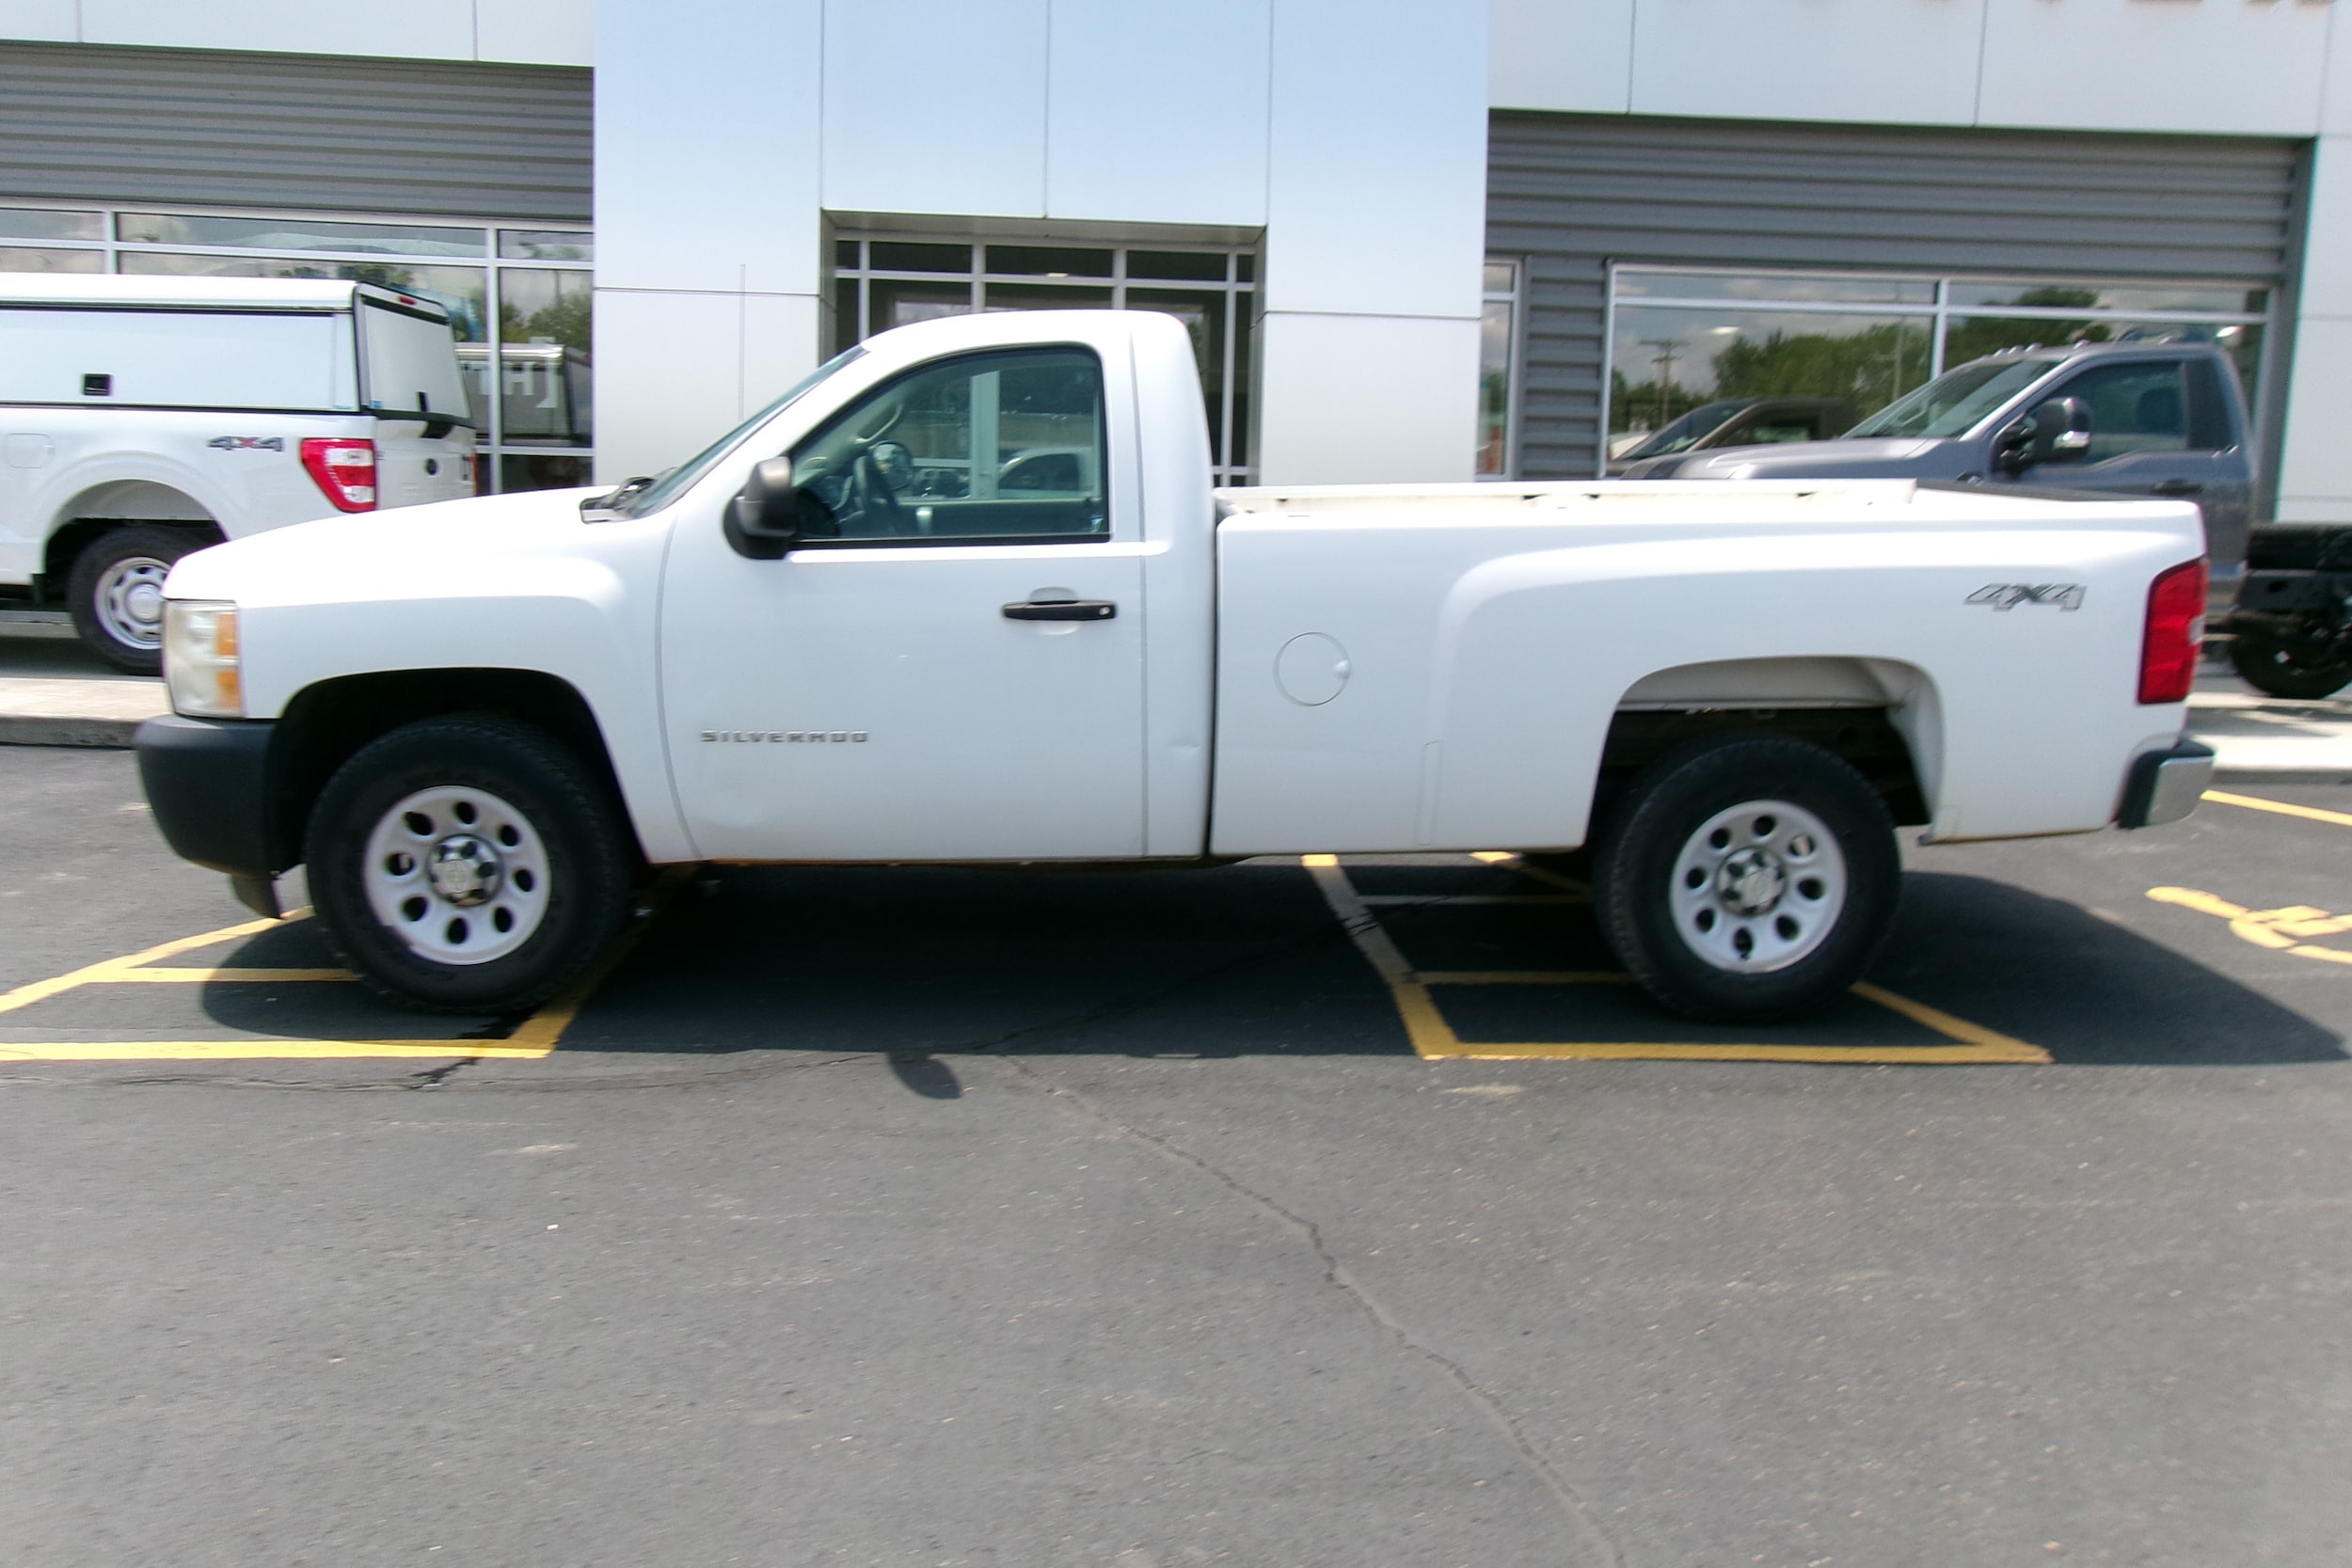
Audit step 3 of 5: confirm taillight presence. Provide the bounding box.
[2138,557,2207,704]
[300,437,377,513]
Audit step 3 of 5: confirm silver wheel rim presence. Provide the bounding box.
[362,785,550,966]
[1668,798,1847,974]
[94,556,171,650]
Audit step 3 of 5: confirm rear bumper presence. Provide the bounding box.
[135,714,284,878]
[2118,738,2216,830]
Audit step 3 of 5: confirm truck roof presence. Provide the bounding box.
[0,273,448,321]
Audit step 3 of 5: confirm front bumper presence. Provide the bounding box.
[135,714,284,879]
[2117,738,2216,830]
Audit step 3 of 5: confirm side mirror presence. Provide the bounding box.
[723,456,800,560]
[2026,396,2093,467]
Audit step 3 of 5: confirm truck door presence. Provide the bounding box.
[2003,355,2249,563]
[660,344,1148,862]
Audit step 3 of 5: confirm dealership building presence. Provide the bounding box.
[0,0,2342,527]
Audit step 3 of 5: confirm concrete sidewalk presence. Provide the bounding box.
[5,630,2351,782]
[0,627,169,747]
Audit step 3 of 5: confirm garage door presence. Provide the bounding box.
[1488,113,2305,480]
[0,40,590,223]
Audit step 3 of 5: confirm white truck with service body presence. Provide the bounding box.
[135,310,2215,1023]
[0,275,474,671]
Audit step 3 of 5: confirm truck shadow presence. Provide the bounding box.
[186,863,2344,1068]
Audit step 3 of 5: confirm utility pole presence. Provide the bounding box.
[1640,337,1682,428]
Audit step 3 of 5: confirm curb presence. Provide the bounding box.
[0,714,142,749]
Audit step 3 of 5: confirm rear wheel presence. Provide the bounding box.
[306,717,631,1014]
[66,525,202,674]
[1595,736,1899,1022]
[2226,634,2352,700]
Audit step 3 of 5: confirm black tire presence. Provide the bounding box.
[2226,635,2352,700]
[305,717,632,1014]
[1594,736,1899,1023]
[67,524,203,674]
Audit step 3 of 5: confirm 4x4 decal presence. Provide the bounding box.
[1968,582,2085,611]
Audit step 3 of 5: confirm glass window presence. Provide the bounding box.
[0,246,103,274]
[870,242,970,274]
[0,208,102,242]
[501,453,595,492]
[985,245,1113,278]
[1945,315,2263,399]
[982,283,1114,313]
[497,268,593,447]
[1479,298,1514,477]
[1130,250,1227,282]
[1129,289,1231,466]
[1947,279,2266,315]
[1614,270,1936,306]
[498,230,592,262]
[1610,306,1931,451]
[871,279,974,331]
[611,347,866,517]
[2042,359,2193,460]
[119,212,485,257]
[791,348,1106,544]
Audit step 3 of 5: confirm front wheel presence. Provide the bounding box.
[1594,736,1900,1022]
[2227,634,2352,700]
[306,717,632,1014]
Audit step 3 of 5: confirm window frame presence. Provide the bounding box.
[1592,261,2275,476]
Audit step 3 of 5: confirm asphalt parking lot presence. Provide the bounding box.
[7,742,2352,1566]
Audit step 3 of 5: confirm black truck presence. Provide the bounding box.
[1620,339,2344,698]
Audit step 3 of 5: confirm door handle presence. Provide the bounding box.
[1002,599,1116,622]
[2151,480,2205,498]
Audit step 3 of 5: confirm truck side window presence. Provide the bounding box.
[2042,359,2191,462]
[789,347,1108,544]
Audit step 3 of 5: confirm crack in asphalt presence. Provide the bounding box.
[987,1051,1629,1568]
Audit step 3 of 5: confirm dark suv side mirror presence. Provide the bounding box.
[723,457,801,559]
[2026,396,2093,467]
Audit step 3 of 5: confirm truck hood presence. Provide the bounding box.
[166,487,619,608]
[1619,437,1956,481]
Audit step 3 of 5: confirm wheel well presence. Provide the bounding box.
[43,500,224,589]
[1598,708,1931,828]
[264,670,634,869]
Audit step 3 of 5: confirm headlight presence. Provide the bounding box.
[163,600,243,718]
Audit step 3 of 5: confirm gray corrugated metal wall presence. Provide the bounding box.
[1489,113,2306,480]
[0,41,590,222]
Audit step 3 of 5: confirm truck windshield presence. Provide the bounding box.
[1845,359,2050,440]
[606,346,866,518]
[1620,400,1748,460]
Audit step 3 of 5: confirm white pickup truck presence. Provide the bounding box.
[0,276,475,671]
[135,310,2215,1024]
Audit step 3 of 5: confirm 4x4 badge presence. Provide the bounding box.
[1967,582,2085,611]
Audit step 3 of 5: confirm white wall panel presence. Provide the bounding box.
[594,290,822,485]
[821,0,1048,219]
[1265,0,1487,319]
[79,0,476,60]
[1045,0,1269,227]
[0,0,74,42]
[1979,0,2328,136]
[476,0,592,66]
[2325,4,2352,137]
[597,0,821,295]
[1489,0,1631,114]
[2274,318,2352,524]
[1626,0,1981,126]
[1256,312,1482,484]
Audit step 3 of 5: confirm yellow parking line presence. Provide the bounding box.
[97,967,353,984]
[1306,853,2050,1065]
[2203,789,2352,829]
[0,915,284,1016]
[1419,970,1632,985]
[0,868,691,1063]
